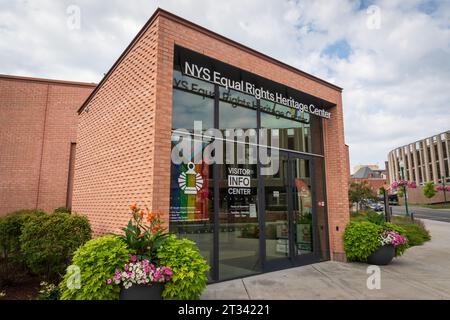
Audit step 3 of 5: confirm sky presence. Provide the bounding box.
[1,0,449,172]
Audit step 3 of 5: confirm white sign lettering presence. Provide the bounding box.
[184,61,331,119]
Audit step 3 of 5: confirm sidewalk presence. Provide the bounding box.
[202,219,450,300]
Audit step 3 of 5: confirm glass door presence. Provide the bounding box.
[262,152,317,270]
[290,155,316,264]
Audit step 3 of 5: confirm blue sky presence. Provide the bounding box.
[0,0,449,172]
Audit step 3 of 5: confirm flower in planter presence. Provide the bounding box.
[436,185,450,192]
[378,230,407,247]
[117,204,171,259]
[391,180,417,190]
[107,256,173,289]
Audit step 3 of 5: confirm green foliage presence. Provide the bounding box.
[350,211,367,220]
[349,181,376,211]
[59,236,130,300]
[423,181,437,199]
[400,224,431,246]
[37,281,60,300]
[366,211,385,225]
[241,224,259,239]
[54,207,71,214]
[0,210,45,285]
[299,212,313,224]
[379,186,386,195]
[20,213,91,280]
[343,221,383,262]
[118,205,170,258]
[157,235,210,300]
[383,222,408,256]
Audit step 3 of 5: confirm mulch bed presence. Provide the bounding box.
[1,276,41,300]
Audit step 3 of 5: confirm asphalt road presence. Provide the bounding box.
[390,205,450,223]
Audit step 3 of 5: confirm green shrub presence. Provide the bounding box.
[0,210,45,285]
[366,211,385,225]
[54,207,71,214]
[400,224,431,246]
[241,224,259,238]
[423,181,437,199]
[343,221,383,262]
[383,222,408,256]
[59,236,130,300]
[20,213,91,280]
[157,235,210,300]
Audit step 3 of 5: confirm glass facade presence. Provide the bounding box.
[169,46,331,281]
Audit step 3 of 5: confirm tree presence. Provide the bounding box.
[423,181,437,199]
[349,181,377,212]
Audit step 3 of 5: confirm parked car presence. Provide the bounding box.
[366,200,384,212]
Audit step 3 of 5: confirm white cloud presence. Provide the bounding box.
[0,0,449,172]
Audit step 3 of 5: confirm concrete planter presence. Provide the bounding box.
[119,283,164,300]
[367,244,395,265]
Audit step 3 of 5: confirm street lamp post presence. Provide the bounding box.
[399,160,410,217]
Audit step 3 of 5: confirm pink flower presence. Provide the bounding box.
[391,180,417,190]
[106,278,112,284]
[124,264,129,271]
[408,181,417,188]
[162,267,173,276]
[131,255,137,262]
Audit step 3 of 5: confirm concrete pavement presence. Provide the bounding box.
[202,219,450,299]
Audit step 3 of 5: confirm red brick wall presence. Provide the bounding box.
[399,186,448,205]
[72,21,161,235]
[0,75,95,216]
[74,10,350,259]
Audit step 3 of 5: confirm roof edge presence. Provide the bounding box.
[78,7,343,114]
[0,74,96,87]
[77,8,162,114]
[157,9,342,92]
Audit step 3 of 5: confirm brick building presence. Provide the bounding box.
[0,74,95,215]
[73,8,349,281]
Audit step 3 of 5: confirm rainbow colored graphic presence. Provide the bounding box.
[170,162,209,221]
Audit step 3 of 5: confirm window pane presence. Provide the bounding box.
[172,89,214,130]
[219,101,257,130]
[219,87,257,110]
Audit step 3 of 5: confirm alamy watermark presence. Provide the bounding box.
[366,5,381,30]
[66,265,81,289]
[171,121,280,175]
[66,5,81,30]
[366,265,381,290]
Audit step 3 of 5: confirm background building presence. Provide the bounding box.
[0,74,95,215]
[353,164,383,174]
[351,165,387,195]
[387,130,450,204]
